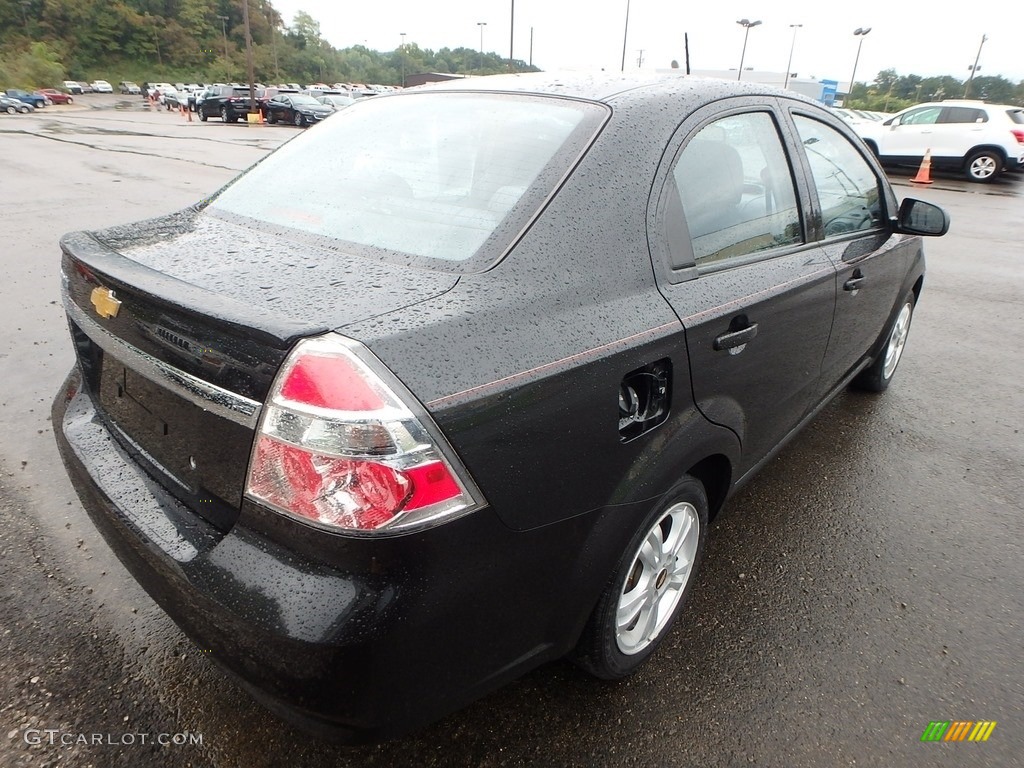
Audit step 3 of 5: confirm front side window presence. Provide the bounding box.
[672,112,802,268]
[209,93,605,268]
[793,116,883,237]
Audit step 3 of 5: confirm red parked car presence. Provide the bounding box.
[40,88,73,105]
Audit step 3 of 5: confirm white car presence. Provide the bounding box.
[857,100,1024,182]
[90,80,113,94]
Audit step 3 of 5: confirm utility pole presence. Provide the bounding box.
[241,0,256,115]
[217,15,229,81]
[637,49,644,68]
[964,34,988,98]
[529,26,533,67]
[268,9,280,83]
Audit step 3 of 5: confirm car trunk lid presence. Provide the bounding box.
[61,214,458,530]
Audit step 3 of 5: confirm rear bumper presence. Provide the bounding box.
[52,365,627,741]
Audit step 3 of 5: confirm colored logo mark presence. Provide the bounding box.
[921,721,997,742]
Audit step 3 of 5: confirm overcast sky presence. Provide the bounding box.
[269,0,1022,86]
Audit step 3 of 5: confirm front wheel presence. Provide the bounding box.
[67,97,73,104]
[572,476,708,679]
[853,292,915,392]
[5,106,15,115]
[266,110,276,124]
[965,150,1001,182]
[293,112,306,127]
[198,107,208,121]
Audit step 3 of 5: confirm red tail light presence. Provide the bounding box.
[245,334,484,534]
[1012,129,1024,145]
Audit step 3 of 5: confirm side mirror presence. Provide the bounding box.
[894,198,949,236]
[884,116,896,126]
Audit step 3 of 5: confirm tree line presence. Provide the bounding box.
[0,0,537,88]
[847,68,1024,110]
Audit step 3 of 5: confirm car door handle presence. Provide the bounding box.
[844,276,866,291]
[714,323,759,351]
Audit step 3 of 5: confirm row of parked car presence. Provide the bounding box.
[836,100,1024,183]
[62,80,113,94]
[137,81,366,126]
[1,87,80,112]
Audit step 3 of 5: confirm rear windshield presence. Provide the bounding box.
[208,92,606,269]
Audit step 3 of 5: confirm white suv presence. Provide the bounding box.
[857,100,1024,182]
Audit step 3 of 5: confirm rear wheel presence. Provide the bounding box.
[965,150,1001,182]
[5,106,15,115]
[573,476,708,679]
[853,292,915,392]
[220,106,230,123]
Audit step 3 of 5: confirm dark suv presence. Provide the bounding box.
[197,85,258,123]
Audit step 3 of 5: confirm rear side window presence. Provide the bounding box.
[939,107,987,124]
[209,93,605,268]
[672,112,802,268]
[1007,110,1024,125]
[793,116,884,237]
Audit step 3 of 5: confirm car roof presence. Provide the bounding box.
[414,70,820,109]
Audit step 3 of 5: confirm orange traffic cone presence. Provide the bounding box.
[911,149,933,184]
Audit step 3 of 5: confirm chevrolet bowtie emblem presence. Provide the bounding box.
[90,286,121,319]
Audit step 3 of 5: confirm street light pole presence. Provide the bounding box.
[621,0,631,72]
[963,33,988,98]
[784,24,802,89]
[848,27,871,107]
[736,19,762,81]
[400,32,407,87]
[477,22,487,73]
[217,15,229,81]
[509,0,515,72]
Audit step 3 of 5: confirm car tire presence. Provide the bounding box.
[572,475,708,680]
[221,106,230,122]
[964,150,1001,183]
[67,97,73,104]
[266,111,276,124]
[5,106,15,115]
[294,112,306,127]
[198,108,208,121]
[852,291,916,393]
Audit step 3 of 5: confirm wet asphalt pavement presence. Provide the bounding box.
[1,95,1022,767]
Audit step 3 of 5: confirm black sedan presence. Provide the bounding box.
[264,93,334,126]
[52,73,947,743]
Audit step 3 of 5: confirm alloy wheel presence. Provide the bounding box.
[883,303,912,379]
[615,502,700,655]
